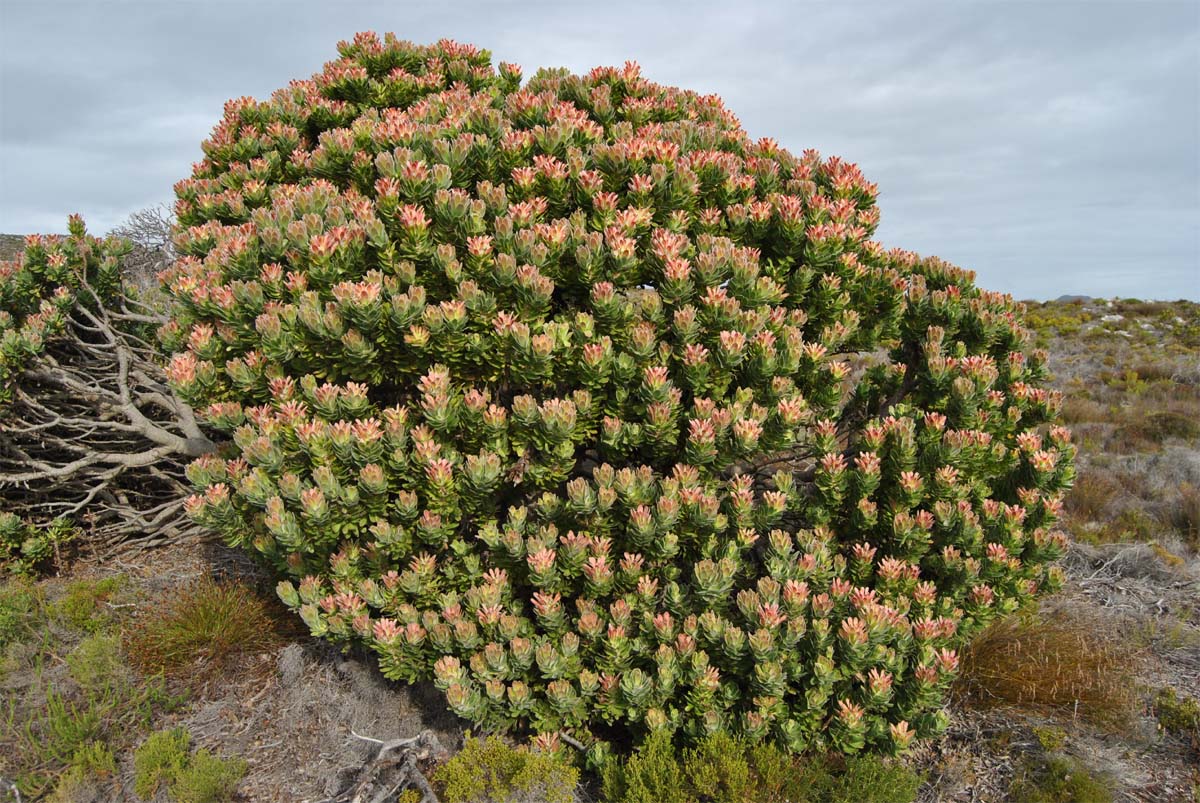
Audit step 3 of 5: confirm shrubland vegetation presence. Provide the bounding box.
[2,31,1198,803]
[0,574,181,797]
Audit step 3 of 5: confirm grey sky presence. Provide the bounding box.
[1,0,1197,300]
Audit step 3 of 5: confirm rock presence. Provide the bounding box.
[277,643,306,688]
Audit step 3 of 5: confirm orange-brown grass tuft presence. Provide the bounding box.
[125,577,291,683]
[953,606,1138,731]
[1064,471,1122,522]
[1163,483,1200,547]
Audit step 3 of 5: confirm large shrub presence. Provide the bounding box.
[164,34,1074,761]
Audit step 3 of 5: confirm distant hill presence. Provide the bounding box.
[0,234,25,261]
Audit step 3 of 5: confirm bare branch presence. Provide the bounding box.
[1,279,216,549]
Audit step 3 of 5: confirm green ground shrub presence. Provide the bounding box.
[1008,752,1112,803]
[134,727,246,803]
[601,729,922,803]
[435,734,579,803]
[134,727,192,798]
[1154,687,1200,738]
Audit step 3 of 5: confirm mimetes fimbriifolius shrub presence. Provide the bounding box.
[0,216,129,408]
[163,34,1075,764]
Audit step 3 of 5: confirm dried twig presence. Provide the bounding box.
[324,729,446,803]
[0,277,215,551]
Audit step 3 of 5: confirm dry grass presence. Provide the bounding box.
[125,577,290,685]
[1064,471,1121,522]
[953,606,1139,731]
[1162,483,1200,547]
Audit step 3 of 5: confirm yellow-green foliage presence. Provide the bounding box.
[46,740,119,801]
[51,575,125,633]
[1032,726,1067,753]
[134,728,246,803]
[602,731,687,803]
[68,740,117,777]
[434,735,579,803]
[134,728,191,798]
[1008,753,1112,803]
[601,730,923,803]
[0,574,176,799]
[1154,687,1200,737]
[0,577,40,650]
[683,732,753,802]
[169,749,248,803]
[67,633,126,692]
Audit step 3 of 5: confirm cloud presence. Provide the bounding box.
[1,0,1196,298]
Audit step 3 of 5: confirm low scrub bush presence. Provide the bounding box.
[168,34,1073,758]
[134,727,192,798]
[1008,752,1112,803]
[1163,483,1200,546]
[601,730,922,803]
[169,749,247,803]
[434,734,579,803]
[134,727,246,803]
[1153,687,1200,742]
[51,574,125,633]
[1063,470,1119,523]
[66,633,127,692]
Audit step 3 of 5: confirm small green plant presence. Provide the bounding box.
[126,576,284,680]
[134,727,191,798]
[66,633,126,692]
[0,514,77,577]
[169,749,248,803]
[683,732,753,802]
[25,690,106,769]
[1008,753,1113,803]
[1032,726,1067,753]
[1154,687,1200,737]
[602,730,688,803]
[0,577,41,649]
[435,734,579,803]
[806,754,925,803]
[134,728,246,803]
[51,575,125,633]
[69,739,117,776]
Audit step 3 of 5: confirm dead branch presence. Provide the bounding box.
[325,729,447,803]
[0,278,215,552]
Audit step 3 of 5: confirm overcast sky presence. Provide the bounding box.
[1,0,1197,300]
